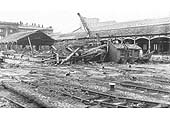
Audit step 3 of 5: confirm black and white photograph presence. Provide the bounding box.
[1,0,170,118]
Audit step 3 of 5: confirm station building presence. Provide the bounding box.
[57,17,170,55]
[0,21,18,39]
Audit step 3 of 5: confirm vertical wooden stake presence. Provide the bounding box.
[28,36,33,54]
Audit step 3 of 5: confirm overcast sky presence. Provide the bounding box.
[0,0,170,33]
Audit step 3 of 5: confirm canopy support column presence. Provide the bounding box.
[148,38,151,53]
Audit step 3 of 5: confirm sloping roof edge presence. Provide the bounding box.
[0,30,54,44]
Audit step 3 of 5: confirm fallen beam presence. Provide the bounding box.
[60,47,81,64]
[66,46,79,56]
[81,44,106,56]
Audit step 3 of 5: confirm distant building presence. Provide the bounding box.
[18,23,53,34]
[0,21,18,39]
[0,21,53,39]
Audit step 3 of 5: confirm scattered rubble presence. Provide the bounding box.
[1,13,170,108]
[0,58,170,108]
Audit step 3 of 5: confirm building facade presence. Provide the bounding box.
[0,21,53,40]
[0,21,18,39]
[72,17,170,55]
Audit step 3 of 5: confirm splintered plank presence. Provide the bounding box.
[60,47,81,64]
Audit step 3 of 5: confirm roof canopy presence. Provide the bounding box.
[50,32,88,42]
[0,30,54,45]
[88,17,170,31]
[111,43,142,50]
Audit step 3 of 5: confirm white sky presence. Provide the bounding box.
[0,0,170,33]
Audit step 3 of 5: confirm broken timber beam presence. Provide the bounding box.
[66,46,79,56]
[60,47,81,64]
[81,44,107,56]
[55,52,59,64]
[51,45,57,51]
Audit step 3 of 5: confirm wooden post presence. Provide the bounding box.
[5,28,8,37]
[5,43,8,50]
[96,33,101,45]
[11,42,14,50]
[28,36,33,54]
[55,52,59,64]
[109,83,116,91]
[134,40,136,44]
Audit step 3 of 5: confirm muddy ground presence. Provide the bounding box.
[1,59,170,108]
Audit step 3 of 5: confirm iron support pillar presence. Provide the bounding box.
[148,38,151,53]
[5,28,8,37]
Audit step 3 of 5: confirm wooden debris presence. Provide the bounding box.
[60,47,81,64]
[78,44,107,62]
[81,44,106,56]
[66,46,79,56]
[28,37,33,54]
[136,51,154,63]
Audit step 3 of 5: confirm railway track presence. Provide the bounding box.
[31,81,170,108]
[117,81,170,94]
[0,96,26,108]
[39,73,170,96]
[134,76,170,85]
[4,77,170,108]
[83,76,170,95]
[0,85,42,108]
[42,67,170,96]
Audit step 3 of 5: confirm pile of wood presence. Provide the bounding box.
[135,51,154,63]
[0,39,151,65]
[41,43,108,65]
